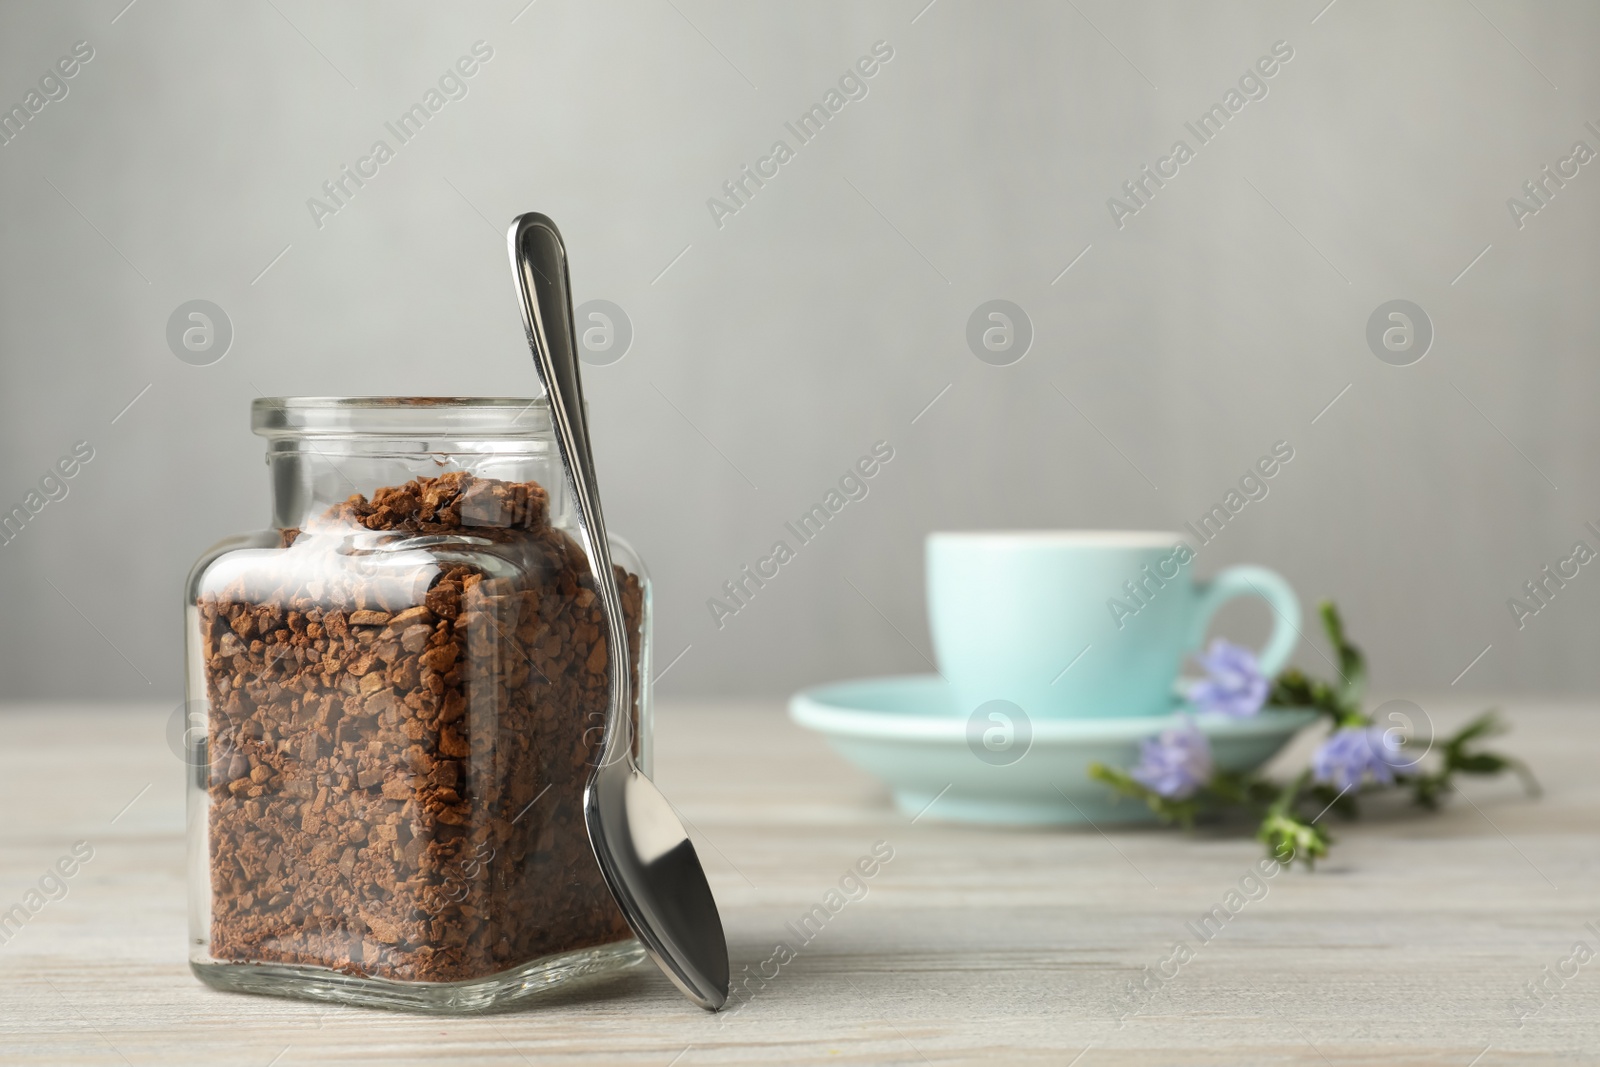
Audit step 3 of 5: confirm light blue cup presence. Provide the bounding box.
[926,531,1300,719]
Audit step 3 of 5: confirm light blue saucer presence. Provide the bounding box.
[788,675,1317,826]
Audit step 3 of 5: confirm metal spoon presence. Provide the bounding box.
[507,212,729,1011]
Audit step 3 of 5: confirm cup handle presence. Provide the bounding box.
[1189,565,1301,677]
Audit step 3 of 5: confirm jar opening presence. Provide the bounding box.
[253,397,551,439]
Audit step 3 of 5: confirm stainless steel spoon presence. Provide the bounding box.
[507,212,729,1011]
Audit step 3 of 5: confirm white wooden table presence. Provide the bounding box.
[0,699,1593,1065]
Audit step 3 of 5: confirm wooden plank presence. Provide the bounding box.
[0,700,1593,1065]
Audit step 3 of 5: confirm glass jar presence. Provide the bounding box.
[183,397,651,1013]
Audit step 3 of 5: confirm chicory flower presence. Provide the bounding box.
[1131,718,1214,799]
[1312,725,1409,792]
[1186,638,1269,718]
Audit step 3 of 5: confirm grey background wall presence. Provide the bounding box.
[0,0,1596,704]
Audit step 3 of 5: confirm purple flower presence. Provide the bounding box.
[1312,725,1409,792]
[1186,639,1269,718]
[1131,718,1214,799]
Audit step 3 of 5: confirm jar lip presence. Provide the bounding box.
[252,397,551,438]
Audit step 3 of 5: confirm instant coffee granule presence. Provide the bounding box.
[198,471,642,982]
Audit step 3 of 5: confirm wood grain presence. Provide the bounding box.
[0,699,1594,1065]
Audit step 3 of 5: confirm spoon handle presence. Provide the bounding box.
[507,213,632,765]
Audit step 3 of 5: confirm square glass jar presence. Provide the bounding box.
[183,397,651,1012]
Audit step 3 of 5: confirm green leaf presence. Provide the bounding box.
[1447,712,1504,749]
[1265,603,1366,725]
[1305,782,1360,821]
[1087,762,1200,828]
[1209,769,1281,810]
[1267,667,1344,724]
[1318,601,1367,716]
[1408,709,1541,808]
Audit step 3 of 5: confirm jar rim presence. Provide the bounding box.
[252,397,551,438]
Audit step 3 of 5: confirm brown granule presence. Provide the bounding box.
[198,471,642,982]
